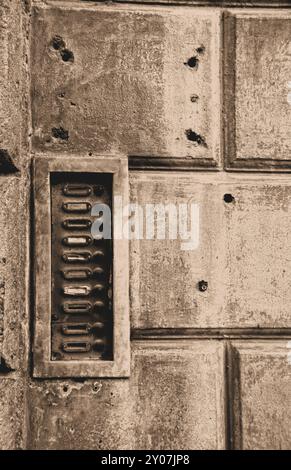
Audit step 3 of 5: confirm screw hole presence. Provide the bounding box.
[95,185,104,196]
[223,193,235,204]
[190,94,199,103]
[196,45,205,55]
[63,385,68,392]
[184,56,199,69]
[92,382,100,392]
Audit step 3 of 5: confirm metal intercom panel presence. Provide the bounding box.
[33,156,129,377]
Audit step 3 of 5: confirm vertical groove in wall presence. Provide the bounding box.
[227,342,244,450]
[21,0,32,451]
[225,341,244,450]
[225,341,233,449]
[223,10,237,170]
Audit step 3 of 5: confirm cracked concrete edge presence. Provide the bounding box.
[0,0,31,450]
[0,0,31,174]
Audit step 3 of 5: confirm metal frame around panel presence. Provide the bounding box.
[33,155,130,378]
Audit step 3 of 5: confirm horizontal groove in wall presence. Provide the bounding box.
[128,156,219,171]
[132,328,291,339]
[225,166,291,173]
[114,1,291,8]
[44,1,291,7]
[129,158,291,172]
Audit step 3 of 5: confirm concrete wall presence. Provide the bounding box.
[1,0,291,450]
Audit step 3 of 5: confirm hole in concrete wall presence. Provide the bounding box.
[185,129,207,147]
[223,193,235,204]
[51,35,65,51]
[52,127,69,141]
[50,36,74,64]
[184,56,199,69]
[0,356,14,374]
[92,382,100,392]
[0,149,18,174]
[61,49,74,63]
[190,94,199,103]
[196,45,205,55]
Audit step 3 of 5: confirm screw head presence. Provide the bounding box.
[95,185,104,196]
[198,280,208,292]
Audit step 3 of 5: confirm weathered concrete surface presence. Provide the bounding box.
[0,177,29,449]
[31,3,221,166]
[0,375,26,449]
[2,1,291,452]
[28,341,225,450]
[230,341,291,450]
[0,0,30,450]
[130,172,291,328]
[0,177,29,369]
[225,10,291,170]
[0,0,29,172]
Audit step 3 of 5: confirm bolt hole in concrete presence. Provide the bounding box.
[184,46,205,69]
[92,382,101,392]
[63,385,69,392]
[50,36,74,63]
[184,56,199,69]
[61,49,74,63]
[196,45,205,55]
[223,193,235,204]
[52,127,69,140]
[51,35,65,51]
[185,129,207,147]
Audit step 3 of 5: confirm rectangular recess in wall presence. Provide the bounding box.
[33,155,129,378]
